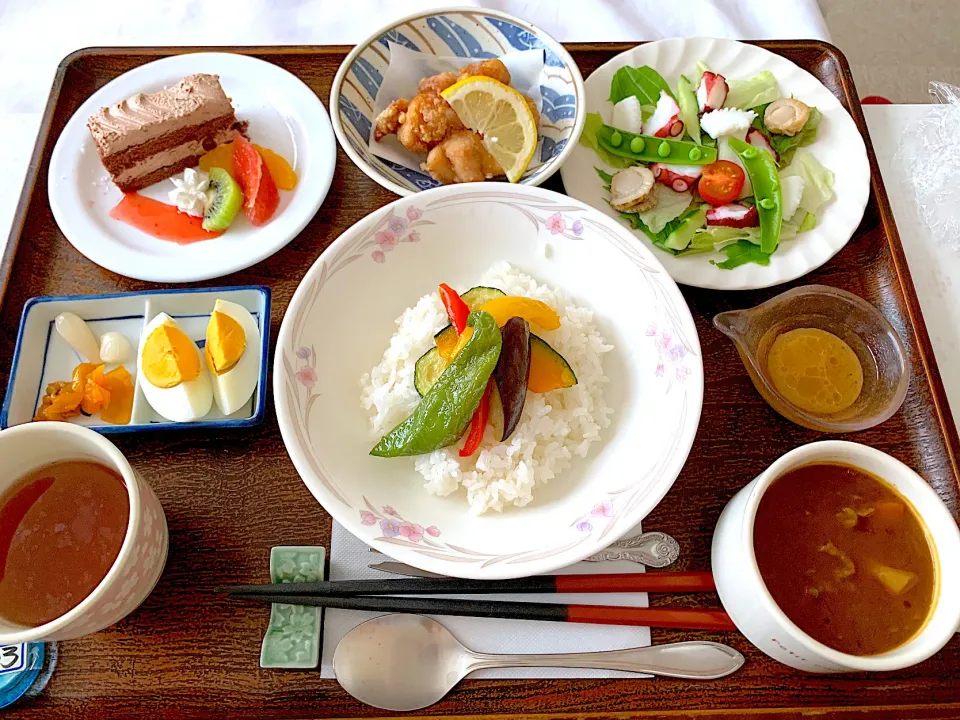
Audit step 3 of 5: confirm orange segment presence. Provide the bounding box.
[199,142,236,176]
[254,145,297,190]
[199,142,296,190]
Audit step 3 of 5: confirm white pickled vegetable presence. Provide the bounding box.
[99,331,133,364]
[611,96,643,134]
[55,312,101,361]
[780,175,806,221]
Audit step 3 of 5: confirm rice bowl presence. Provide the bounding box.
[275,182,703,579]
[361,263,613,514]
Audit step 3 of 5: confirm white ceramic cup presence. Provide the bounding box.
[712,440,960,672]
[0,422,168,642]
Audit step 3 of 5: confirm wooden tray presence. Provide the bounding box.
[1,42,959,720]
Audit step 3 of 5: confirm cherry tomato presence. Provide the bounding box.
[698,160,746,206]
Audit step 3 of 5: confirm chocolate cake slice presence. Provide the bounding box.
[87,74,248,192]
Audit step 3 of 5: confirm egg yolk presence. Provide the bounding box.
[142,322,201,388]
[205,310,246,376]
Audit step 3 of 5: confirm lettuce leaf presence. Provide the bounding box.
[620,204,702,254]
[633,187,693,233]
[712,240,772,270]
[770,107,822,166]
[779,148,834,216]
[595,167,614,185]
[726,71,781,109]
[609,65,673,105]
[581,112,631,168]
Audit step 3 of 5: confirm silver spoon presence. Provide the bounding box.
[368,530,681,574]
[333,614,745,711]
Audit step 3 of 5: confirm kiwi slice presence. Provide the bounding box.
[202,167,243,232]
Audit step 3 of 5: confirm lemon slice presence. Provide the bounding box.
[441,76,538,183]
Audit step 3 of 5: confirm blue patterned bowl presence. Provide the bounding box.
[330,8,585,196]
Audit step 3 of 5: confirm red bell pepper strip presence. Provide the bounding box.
[460,379,493,457]
[439,283,470,335]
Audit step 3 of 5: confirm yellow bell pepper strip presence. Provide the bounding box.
[727,136,782,253]
[478,296,561,331]
[437,297,560,359]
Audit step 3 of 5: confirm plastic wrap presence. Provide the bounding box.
[899,81,960,250]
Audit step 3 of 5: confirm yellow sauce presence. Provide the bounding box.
[767,328,863,415]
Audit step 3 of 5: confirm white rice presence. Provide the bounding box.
[360,263,613,514]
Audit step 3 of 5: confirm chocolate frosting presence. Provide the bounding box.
[88,74,237,155]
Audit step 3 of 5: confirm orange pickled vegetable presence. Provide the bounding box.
[34,381,83,421]
[71,362,99,393]
[81,365,112,415]
[98,366,134,425]
[33,362,134,425]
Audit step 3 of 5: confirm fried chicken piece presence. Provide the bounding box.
[523,94,540,127]
[418,71,458,95]
[373,98,409,142]
[396,90,465,153]
[458,58,511,85]
[422,130,504,184]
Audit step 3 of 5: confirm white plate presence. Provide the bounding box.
[560,38,871,290]
[274,183,703,579]
[48,52,336,283]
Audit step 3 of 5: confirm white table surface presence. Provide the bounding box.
[1,104,955,431]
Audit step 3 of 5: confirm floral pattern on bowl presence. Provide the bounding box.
[330,8,585,196]
[275,183,703,579]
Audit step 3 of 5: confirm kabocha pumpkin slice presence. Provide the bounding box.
[528,335,577,393]
[420,333,576,397]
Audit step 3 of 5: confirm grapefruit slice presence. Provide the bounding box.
[232,136,280,226]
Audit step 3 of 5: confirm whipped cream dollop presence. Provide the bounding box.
[168,168,210,217]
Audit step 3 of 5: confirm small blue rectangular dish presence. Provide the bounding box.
[1,286,271,433]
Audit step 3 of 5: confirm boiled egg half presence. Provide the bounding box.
[205,299,260,415]
[137,313,212,422]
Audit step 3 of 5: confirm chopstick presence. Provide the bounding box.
[225,593,736,631]
[215,571,714,597]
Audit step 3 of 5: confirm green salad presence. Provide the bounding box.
[580,60,835,269]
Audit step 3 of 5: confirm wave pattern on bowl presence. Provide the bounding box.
[333,10,582,195]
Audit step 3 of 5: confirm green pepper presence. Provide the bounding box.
[727,136,782,253]
[597,124,717,166]
[371,311,502,457]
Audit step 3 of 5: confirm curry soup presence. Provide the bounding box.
[753,462,936,656]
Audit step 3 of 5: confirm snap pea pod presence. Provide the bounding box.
[370,311,502,458]
[597,124,717,165]
[727,136,782,253]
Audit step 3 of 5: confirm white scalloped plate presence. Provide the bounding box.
[560,38,871,291]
